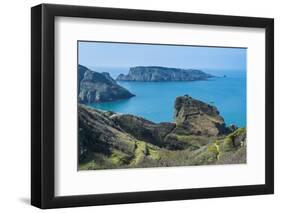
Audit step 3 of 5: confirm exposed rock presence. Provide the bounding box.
[78,104,139,165]
[174,95,227,136]
[78,65,135,103]
[112,114,158,144]
[116,66,213,82]
[226,127,246,148]
[112,114,175,147]
[101,72,116,84]
[216,128,247,164]
[78,96,246,170]
[226,124,238,133]
[78,105,161,169]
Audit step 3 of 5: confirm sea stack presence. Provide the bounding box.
[174,95,227,136]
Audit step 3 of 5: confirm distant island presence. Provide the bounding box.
[116,66,214,82]
[78,65,135,103]
[78,65,215,104]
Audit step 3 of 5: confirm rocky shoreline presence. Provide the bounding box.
[78,65,135,104]
[79,95,246,170]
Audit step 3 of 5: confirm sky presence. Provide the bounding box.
[78,41,246,71]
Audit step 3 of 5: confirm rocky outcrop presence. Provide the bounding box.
[78,65,135,103]
[116,66,213,82]
[174,95,227,136]
[78,95,246,170]
[78,105,161,169]
[79,104,137,163]
[111,114,176,147]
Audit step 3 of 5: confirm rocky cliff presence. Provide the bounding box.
[79,95,246,170]
[78,65,135,103]
[116,66,213,82]
[174,95,227,136]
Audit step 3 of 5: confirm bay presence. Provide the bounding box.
[88,67,246,127]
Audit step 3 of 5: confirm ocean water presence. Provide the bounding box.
[88,67,246,127]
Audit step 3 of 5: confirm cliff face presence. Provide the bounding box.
[78,65,135,103]
[174,95,227,136]
[79,95,246,170]
[116,66,213,82]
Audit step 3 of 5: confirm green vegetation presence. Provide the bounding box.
[78,97,246,170]
[175,134,211,148]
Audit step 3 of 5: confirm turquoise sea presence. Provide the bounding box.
[88,67,246,127]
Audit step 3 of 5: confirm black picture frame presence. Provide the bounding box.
[31,3,274,209]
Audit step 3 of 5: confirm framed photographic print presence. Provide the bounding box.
[31,3,274,209]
